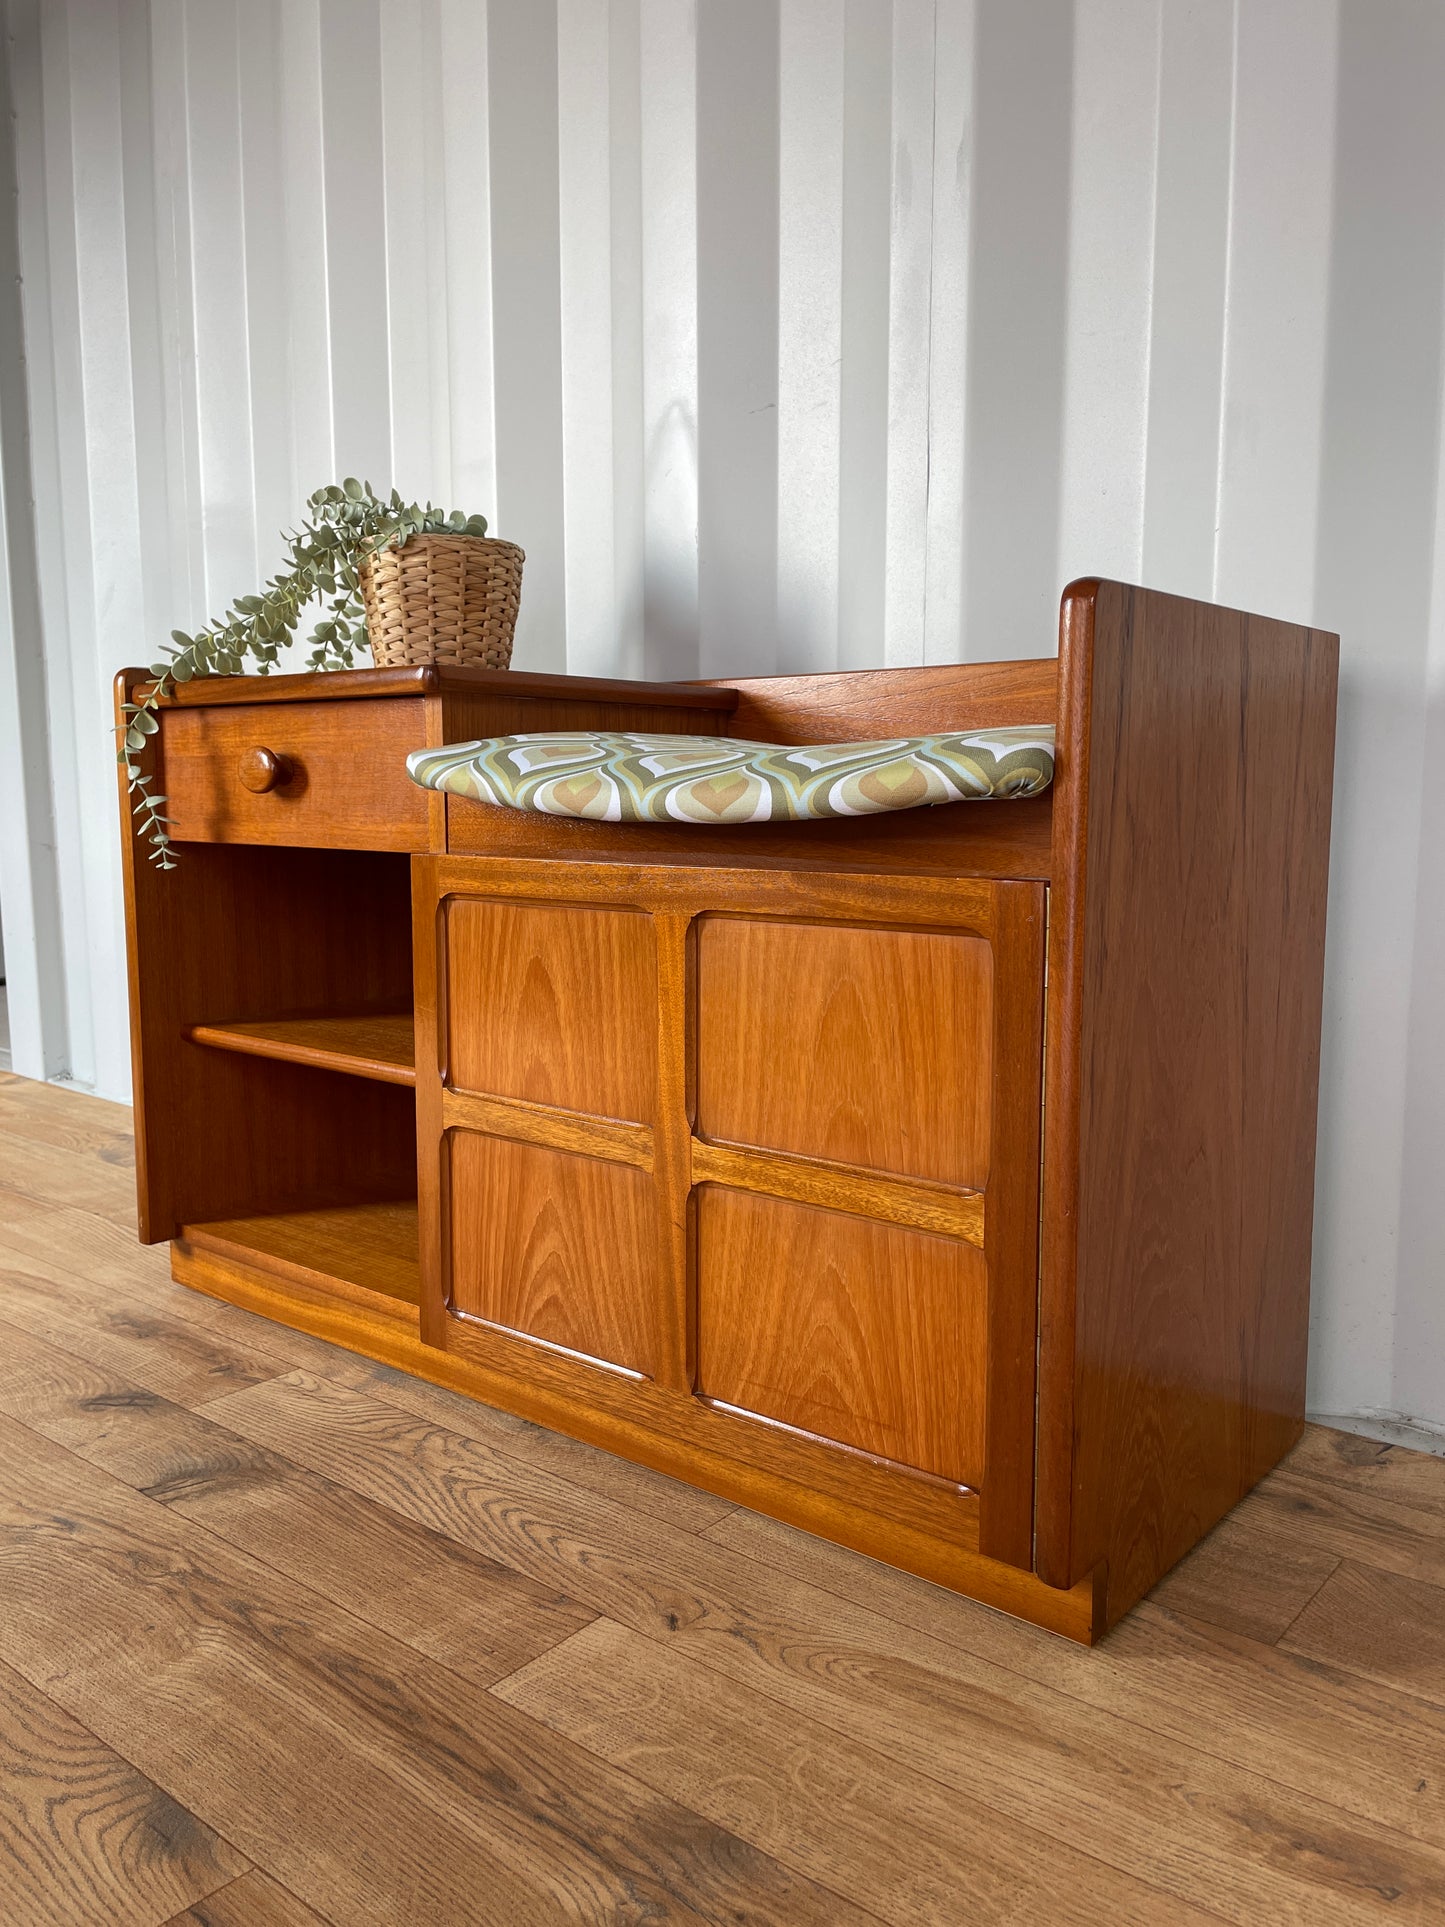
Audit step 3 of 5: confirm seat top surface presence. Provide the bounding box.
[406,727,1055,825]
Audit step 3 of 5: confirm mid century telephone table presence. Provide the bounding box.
[117,578,1338,1642]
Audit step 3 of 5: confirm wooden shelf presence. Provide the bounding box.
[180,1199,421,1316]
[186,1011,416,1087]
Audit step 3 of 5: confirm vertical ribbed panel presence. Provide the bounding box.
[7,0,1445,1434]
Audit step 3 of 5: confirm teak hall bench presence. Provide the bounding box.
[117,578,1339,1642]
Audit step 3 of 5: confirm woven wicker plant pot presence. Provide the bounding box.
[359,532,525,670]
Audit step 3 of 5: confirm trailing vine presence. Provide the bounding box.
[119,479,488,867]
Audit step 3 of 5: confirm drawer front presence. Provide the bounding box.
[162,698,431,850]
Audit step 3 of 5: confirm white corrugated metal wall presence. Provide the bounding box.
[2,0,1443,1434]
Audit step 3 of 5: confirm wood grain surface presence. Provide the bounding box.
[161,698,431,851]
[160,1870,332,1926]
[2,1072,1443,1924]
[695,915,994,1187]
[0,1654,245,1926]
[179,1201,422,1315]
[1038,580,1339,1618]
[449,1134,659,1375]
[696,1188,987,1486]
[112,823,417,1245]
[139,660,739,712]
[417,855,1040,1592]
[185,1012,416,1087]
[445,896,657,1120]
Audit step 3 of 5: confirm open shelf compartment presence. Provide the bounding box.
[185,1011,416,1087]
[180,1198,421,1318]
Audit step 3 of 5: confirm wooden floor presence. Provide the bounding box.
[1,1076,1444,1925]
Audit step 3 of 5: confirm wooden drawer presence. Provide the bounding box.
[162,698,431,850]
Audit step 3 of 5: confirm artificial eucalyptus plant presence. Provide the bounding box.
[119,479,489,867]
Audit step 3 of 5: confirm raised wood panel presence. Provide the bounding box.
[696,917,993,1189]
[695,1190,987,1489]
[449,1134,658,1377]
[162,698,431,850]
[446,898,656,1122]
[1038,579,1339,1620]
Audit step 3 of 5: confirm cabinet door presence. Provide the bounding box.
[417,857,1044,1568]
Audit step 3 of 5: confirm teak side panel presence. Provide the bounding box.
[695,916,994,1189]
[446,898,657,1122]
[695,1189,988,1488]
[448,1133,658,1377]
[1038,580,1339,1623]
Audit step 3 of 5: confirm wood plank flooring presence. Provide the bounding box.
[0,1072,1442,1924]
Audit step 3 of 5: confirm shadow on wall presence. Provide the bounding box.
[1309,0,1445,1433]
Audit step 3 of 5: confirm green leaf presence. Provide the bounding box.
[342,476,363,501]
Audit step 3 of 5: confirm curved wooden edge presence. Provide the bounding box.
[1035,580,1099,1589]
[440,1088,655,1170]
[123,663,739,712]
[691,1140,986,1247]
[184,1015,417,1088]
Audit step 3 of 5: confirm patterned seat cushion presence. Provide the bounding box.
[406,727,1054,825]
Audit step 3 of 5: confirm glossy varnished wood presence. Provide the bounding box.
[695,1188,988,1486]
[162,697,432,851]
[1038,580,1340,1618]
[147,660,741,712]
[712,655,1058,741]
[448,1134,659,1376]
[119,622,1336,1644]
[689,1139,986,1246]
[186,1011,416,1087]
[179,1200,421,1318]
[445,896,657,1120]
[443,787,1057,879]
[695,915,994,1188]
[421,853,1044,1590]
[111,783,417,1245]
[441,1088,654,1168]
[441,656,1057,876]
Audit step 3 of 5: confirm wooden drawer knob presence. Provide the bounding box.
[237,747,293,794]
